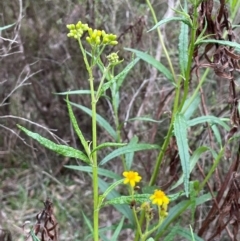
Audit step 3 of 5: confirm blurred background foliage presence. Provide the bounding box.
[1,0,240,240]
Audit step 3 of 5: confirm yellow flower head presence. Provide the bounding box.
[123,171,142,187]
[150,190,170,208]
[67,21,89,39]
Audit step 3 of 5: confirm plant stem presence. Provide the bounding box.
[145,0,177,83]
[79,38,99,241]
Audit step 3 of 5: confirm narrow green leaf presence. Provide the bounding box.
[126,116,165,123]
[164,227,204,241]
[112,217,125,241]
[174,113,190,197]
[98,178,134,224]
[30,230,41,241]
[103,194,150,206]
[182,94,200,120]
[125,136,138,170]
[187,116,230,130]
[65,165,122,180]
[178,14,189,75]
[66,95,90,156]
[102,57,140,92]
[211,124,222,147]
[171,146,210,190]
[156,193,212,238]
[17,125,89,163]
[82,211,93,234]
[91,142,127,154]
[99,143,160,166]
[69,102,117,140]
[55,90,92,95]
[148,17,191,32]
[99,179,124,208]
[125,48,174,84]
[195,39,240,51]
[0,23,15,31]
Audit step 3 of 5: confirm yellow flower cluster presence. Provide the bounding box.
[66,21,89,39]
[86,29,118,46]
[123,171,170,214]
[107,52,121,65]
[66,21,118,46]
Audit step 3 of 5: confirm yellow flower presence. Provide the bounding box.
[150,190,170,208]
[123,171,142,187]
[66,21,89,39]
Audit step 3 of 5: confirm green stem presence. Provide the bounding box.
[149,77,181,186]
[178,3,198,111]
[145,0,177,83]
[90,74,99,241]
[79,38,99,241]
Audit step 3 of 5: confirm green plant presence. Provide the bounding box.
[18,0,240,240]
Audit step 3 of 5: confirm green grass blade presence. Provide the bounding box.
[18,125,89,163]
[174,113,190,197]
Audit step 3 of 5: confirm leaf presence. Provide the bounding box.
[66,95,90,156]
[178,7,189,75]
[164,226,204,241]
[211,124,222,147]
[65,165,122,179]
[111,217,125,241]
[156,193,212,239]
[174,113,190,197]
[148,17,191,32]
[102,57,140,92]
[103,194,150,206]
[0,23,15,31]
[99,179,124,208]
[17,125,89,163]
[195,39,240,51]
[82,211,93,235]
[182,94,200,120]
[124,48,174,84]
[126,116,165,123]
[187,116,230,131]
[99,143,160,166]
[170,146,210,190]
[69,102,117,140]
[55,90,92,95]
[125,136,138,170]
[91,142,128,154]
[98,178,134,224]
